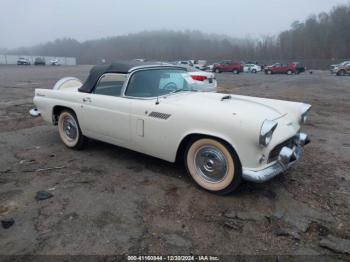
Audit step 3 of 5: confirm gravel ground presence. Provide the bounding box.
[0,65,349,260]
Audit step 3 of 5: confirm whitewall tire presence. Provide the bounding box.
[185,138,242,194]
[58,110,86,149]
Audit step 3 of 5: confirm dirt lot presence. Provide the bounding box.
[0,65,349,259]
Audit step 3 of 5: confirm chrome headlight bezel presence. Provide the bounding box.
[300,104,312,124]
[259,120,278,147]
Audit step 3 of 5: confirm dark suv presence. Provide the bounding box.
[34,57,46,66]
[213,60,243,74]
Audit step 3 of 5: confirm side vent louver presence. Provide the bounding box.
[149,112,171,120]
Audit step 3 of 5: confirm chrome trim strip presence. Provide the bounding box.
[128,64,186,72]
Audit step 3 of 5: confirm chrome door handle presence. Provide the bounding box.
[82,97,92,103]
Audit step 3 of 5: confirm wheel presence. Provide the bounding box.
[337,70,345,76]
[184,138,242,195]
[215,68,221,73]
[58,110,87,149]
[287,70,293,75]
[251,69,257,74]
[266,70,272,75]
[233,70,239,74]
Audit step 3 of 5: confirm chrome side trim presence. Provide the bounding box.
[128,64,186,73]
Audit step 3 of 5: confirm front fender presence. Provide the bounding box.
[175,124,259,169]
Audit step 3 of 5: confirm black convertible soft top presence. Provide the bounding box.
[79,61,185,93]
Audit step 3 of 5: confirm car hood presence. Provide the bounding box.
[164,92,304,122]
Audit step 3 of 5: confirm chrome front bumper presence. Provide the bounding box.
[242,133,310,183]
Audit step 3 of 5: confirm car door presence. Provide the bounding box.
[246,64,252,72]
[272,63,280,73]
[79,73,131,147]
[221,61,230,72]
[226,61,235,72]
[219,61,226,72]
[277,64,285,73]
[124,68,186,160]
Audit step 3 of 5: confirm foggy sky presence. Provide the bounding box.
[0,0,349,49]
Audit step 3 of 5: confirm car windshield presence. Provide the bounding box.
[126,68,201,98]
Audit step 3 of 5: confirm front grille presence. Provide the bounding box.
[268,137,295,163]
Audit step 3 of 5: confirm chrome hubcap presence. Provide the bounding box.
[63,116,77,140]
[194,146,228,183]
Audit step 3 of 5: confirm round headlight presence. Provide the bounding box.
[259,120,278,147]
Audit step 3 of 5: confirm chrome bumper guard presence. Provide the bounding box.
[242,133,310,183]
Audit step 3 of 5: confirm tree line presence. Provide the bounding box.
[6,3,350,65]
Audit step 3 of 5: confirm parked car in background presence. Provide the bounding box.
[245,61,259,65]
[330,61,350,74]
[207,64,215,72]
[213,60,243,74]
[34,57,46,66]
[50,59,60,66]
[335,63,350,76]
[134,58,147,62]
[292,62,306,74]
[243,64,262,73]
[175,60,193,67]
[33,61,311,194]
[190,60,207,70]
[169,63,217,91]
[264,62,305,75]
[185,66,217,91]
[17,57,31,65]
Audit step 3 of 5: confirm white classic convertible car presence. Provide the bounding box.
[34,61,311,194]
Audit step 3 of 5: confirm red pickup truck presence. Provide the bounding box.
[264,62,305,75]
[213,60,244,74]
